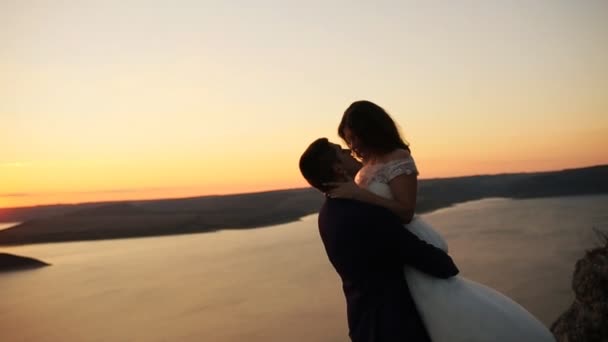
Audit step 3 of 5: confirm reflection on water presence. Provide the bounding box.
[1,195,607,342]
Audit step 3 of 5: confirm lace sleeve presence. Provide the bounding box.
[384,157,419,182]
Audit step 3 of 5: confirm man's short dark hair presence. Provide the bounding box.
[299,138,339,192]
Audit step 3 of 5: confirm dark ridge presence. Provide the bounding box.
[1,165,605,223]
[0,253,50,272]
[416,165,608,213]
[0,165,605,246]
[65,202,150,217]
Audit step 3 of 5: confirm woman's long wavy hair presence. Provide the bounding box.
[338,100,409,158]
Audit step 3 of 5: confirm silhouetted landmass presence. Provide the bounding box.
[551,233,608,341]
[0,253,49,272]
[0,188,325,245]
[416,165,608,212]
[65,202,150,216]
[0,165,606,245]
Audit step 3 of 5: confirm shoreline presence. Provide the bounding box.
[0,194,506,247]
[2,193,607,247]
[1,164,606,246]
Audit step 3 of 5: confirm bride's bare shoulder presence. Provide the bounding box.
[385,148,411,162]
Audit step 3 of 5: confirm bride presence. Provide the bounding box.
[325,100,555,342]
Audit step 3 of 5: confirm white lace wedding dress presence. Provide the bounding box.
[356,156,556,342]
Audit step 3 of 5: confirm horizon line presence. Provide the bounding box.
[1,163,605,211]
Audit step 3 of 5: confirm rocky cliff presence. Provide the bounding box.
[551,234,608,341]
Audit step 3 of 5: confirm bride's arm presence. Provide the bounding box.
[357,174,417,223]
[326,174,417,223]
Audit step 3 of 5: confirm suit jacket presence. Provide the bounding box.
[318,198,459,342]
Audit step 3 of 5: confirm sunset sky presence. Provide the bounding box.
[1,0,607,208]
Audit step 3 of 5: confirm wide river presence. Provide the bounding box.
[1,195,607,341]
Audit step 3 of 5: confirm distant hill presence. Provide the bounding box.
[0,165,606,245]
[0,188,324,223]
[415,165,608,212]
[66,202,150,217]
[0,188,325,245]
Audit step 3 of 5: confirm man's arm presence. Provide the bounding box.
[362,203,459,278]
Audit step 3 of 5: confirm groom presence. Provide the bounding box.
[299,138,459,342]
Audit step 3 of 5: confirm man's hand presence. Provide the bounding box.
[324,180,363,200]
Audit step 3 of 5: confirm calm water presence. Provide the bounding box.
[1,195,607,342]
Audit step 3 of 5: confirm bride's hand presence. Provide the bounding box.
[324,180,363,200]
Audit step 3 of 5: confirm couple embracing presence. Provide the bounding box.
[299,101,555,342]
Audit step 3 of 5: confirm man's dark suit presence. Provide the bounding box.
[318,198,459,342]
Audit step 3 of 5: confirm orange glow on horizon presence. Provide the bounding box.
[1,158,606,209]
[2,1,607,209]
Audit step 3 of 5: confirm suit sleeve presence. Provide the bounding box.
[363,204,459,279]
